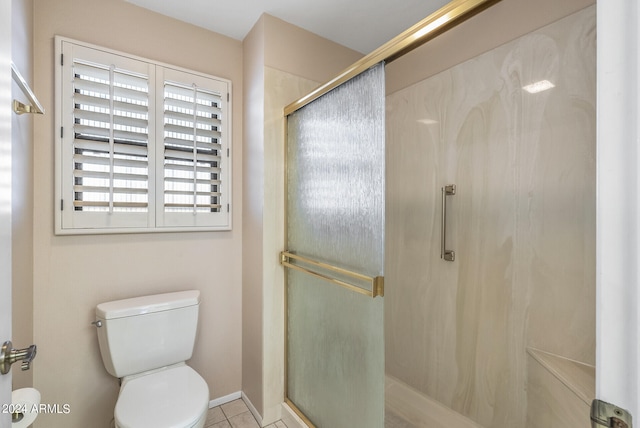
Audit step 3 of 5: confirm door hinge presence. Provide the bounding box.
[227,204,230,213]
[227,148,229,157]
[61,54,64,66]
[591,399,632,428]
[60,199,64,211]
[227,93,230,102]
[60,127,64,139]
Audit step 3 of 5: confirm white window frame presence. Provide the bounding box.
[54,36,232,234]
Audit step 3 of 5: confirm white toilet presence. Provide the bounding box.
[94,290,209,428]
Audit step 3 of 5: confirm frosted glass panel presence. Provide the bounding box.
[287,63,385,279]
[286,63,385,427]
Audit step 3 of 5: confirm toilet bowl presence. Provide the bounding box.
[94,291,209,428]
[115,364,208,428]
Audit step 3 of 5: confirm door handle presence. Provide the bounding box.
[0,341,37,375]
[441,184,456,262]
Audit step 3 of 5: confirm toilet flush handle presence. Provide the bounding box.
[91,320,102,328]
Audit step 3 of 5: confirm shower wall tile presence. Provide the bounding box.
[527,355,592,428]
[385,6,595,428]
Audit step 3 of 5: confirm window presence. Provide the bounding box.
[55,37,231,234]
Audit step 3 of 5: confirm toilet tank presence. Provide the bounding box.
[95,290,200,378]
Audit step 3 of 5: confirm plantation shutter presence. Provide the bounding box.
[56,38,231,234]
[60,43,155,230]
[158,68,230,228]
[72,61,150,211]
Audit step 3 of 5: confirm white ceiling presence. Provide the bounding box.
[125,0,452,54]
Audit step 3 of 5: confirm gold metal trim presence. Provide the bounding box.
[283,0,499,116]
[280,251,384,298]
[283,116,290,406]
[285,398,317,428]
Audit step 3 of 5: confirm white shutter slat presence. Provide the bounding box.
[164,82,222,101]
[74,185,148,195]
[165,190,221,197]
[165,98,221,116]
[73,139,148,157]
[73,62,109,80]
[74,169,148,182]
[73,93,149,115]
[73,78,110,97]
[164,110,221,127]
[74,79,148,103]
[74,125,148,143]
[163,137,221,151]
[164,148,220,162]
[164,176,221,185]
[73,201,148,208]
[74,109,149,130]
[163,163,221,174]
[73,154,148,169]
[164,203,222,209]
[74,62,148,86]
[163,124,221,140]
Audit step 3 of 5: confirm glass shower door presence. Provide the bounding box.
[284,63,386,428]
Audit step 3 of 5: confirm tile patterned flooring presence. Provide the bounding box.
[204,399,288,428]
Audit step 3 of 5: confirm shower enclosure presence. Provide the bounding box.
[283,64,386,428]
[385,6,595,427]
[281,1,596,427]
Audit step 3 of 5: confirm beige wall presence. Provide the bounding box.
[385,5,595,427]
[11,0,34,391]
[32,1,243,427]
[242,13,266,420]
[242,13,362,425]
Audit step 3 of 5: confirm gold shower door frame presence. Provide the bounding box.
[281,0,501,425]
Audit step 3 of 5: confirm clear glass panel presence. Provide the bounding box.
[286,63,385,427]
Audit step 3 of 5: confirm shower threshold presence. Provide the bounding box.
[385,375,483,428]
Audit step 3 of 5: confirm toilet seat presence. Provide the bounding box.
[115,364,209,428]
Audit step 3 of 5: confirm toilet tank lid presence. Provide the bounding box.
[96,290,200,320]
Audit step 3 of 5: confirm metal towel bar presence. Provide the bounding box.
[280,251,384,298]
[11,62,44,115]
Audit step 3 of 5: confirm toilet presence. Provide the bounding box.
[94,290,209,428]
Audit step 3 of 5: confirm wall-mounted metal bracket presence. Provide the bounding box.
[591,399,632,428]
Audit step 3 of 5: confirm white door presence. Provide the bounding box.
[0,0,12,427]
[596,0,640,423]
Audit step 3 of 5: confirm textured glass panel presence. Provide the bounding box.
[287,63,385,427]
[288,63,385,279]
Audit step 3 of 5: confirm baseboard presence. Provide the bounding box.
[281,402,309,428]
[209,391,242,408]
[242,392,264,427]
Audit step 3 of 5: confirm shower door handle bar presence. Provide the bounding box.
[441,184,456,262]
[280,251,384,298]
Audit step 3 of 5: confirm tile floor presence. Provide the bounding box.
[204,399,288,428]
